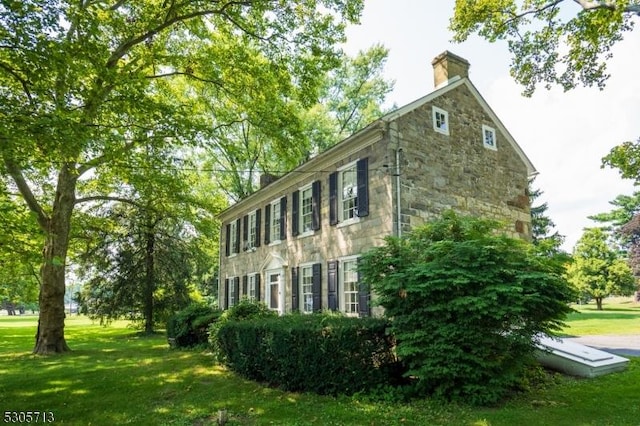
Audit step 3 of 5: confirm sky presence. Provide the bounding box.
[342,0,640,251]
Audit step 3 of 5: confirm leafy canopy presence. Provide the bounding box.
[450,0,639,95]
[566,227,636,309]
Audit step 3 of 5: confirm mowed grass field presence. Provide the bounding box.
[0,299,638,426]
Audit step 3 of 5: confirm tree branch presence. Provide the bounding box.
[573,0,640,14]
[0,61,33,103]
[76,140,136,177]
[2,157,50,229]
[105,1,257,69]
[74,195,146,209]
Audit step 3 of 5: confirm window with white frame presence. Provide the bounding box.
[432,106,449,135]
[340,257,359,316]
[300,185,313,233]
[248,210,257,249]
[482,125,497,150]
[228,276,238,307]
[229,220,238,255]
[340,164,358,221]
[248,273,258,301]
[269,199,281,243]
[300,265,314,313]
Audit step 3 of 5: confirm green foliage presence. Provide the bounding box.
[0,0,364,352]
[529,177,564,253]
[208,299,277,359]
[566,228,637,310]
[215,313,401,396]
[166,303,221,349]
[450,0,637,95]
[358,211,575,405]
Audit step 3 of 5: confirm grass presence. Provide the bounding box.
[561,297,640,336]
[0,307,638,426]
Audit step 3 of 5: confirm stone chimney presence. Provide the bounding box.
[431,51,470,87]
[259,172,280,189]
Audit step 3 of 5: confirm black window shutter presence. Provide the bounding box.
[292,190,300,237]
[225,224,230,257]
[329,172,338,225]
[242,215,249,250]
[224,278,229,309]
[312,180,321,231]
[279,196,287,240]
[357,259,370,317]
[356,158,369,217]
[255,274,261,301]
[233,277,240,304]
[255,209,261,248]
[327,260,338,311]
[234,218,241,253]
[312,263,322,312]
[242,275,248,297]
[264,203,271,245]
[291,267,299,312]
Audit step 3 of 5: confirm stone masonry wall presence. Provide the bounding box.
[394,83,531,237]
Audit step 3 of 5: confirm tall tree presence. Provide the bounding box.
[0,0,364,354]
[529,177,564,253]
[450,0,639,96]
[205,44,394,201]
[566,227,636,309]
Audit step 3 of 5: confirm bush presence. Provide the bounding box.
[358,211,575,405]
[166,303,221,348]
[215,313,402,396]
[208,299,277,358]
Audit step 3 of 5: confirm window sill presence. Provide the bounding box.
[336,217,361,228]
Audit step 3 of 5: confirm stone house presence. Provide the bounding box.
[218,51,536,316]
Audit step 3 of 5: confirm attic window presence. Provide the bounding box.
[482,125,497,150]
[432,106,449,135]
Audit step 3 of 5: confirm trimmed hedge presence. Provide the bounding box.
[216,314,401,396]
[166,303,221,348]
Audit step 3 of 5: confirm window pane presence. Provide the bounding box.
[301,266,313,313]
[341,168,357,220]
[342,260,359,315]
[301,187,313,232]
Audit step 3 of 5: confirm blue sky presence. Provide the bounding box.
[343,1,640,250]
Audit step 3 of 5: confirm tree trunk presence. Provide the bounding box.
[595,297,603,311]
[33,165,76,354]
[143,227,155,335]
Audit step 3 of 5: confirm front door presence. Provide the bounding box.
[266,269,284,315]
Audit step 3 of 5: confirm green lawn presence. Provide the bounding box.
[561,297,640,336]
[0,310,638,426]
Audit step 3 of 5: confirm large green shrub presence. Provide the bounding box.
[215,313,401,396]
[166,303,221,348]
[358,211,575,405]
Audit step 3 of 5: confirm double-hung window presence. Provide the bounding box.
[327,258,369,317]
[265,197,286,244]
[247,273,259,301]
[227,219,240,256]
[340,166,358,221]
[244,209,260,250]
[226,276,239,308]
[292,181,320,236]
[329,158,369,226]
[292,263,321,313]
[341,257,359,316]
[300,265,314,314]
